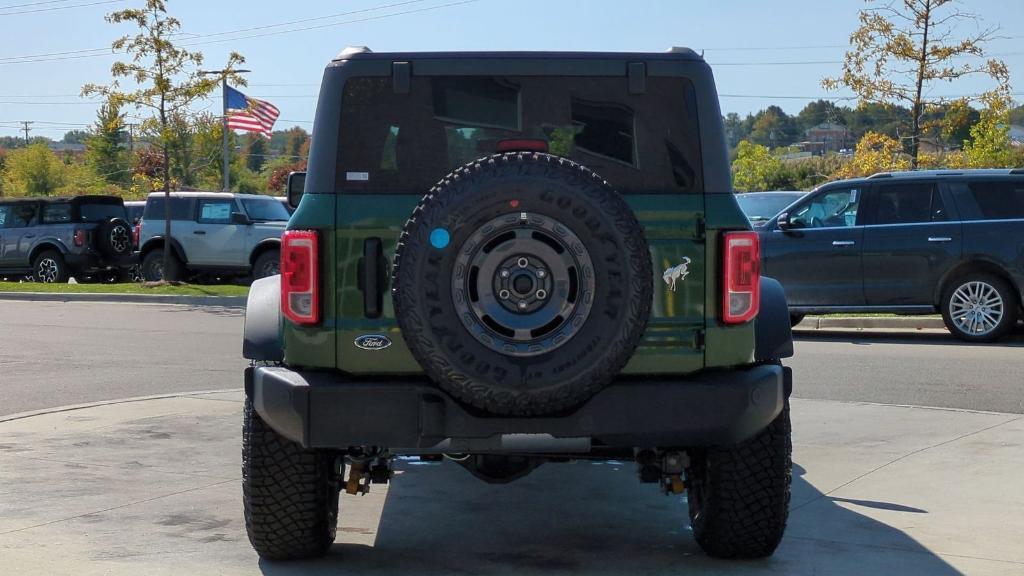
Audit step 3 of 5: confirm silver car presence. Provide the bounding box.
[137,192,289,282]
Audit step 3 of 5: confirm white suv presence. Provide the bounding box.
[137,192,288,282]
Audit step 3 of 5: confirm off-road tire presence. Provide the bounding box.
[940,272,1019,343]
[32,250,69,283]
[686,401,792,559]
[252,250,281,280]
[141,249,183,282]
[98,218,133,258]
[242,398,339,561]
[393,152,653,416]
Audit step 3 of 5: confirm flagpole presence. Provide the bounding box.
[221,76,229,192]
[200,67,250,192]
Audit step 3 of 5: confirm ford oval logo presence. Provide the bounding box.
[354,334,392,351]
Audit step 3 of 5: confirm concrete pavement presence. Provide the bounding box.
[1,391,1021,575]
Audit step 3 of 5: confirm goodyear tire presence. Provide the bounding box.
[685,400,792,559]
[243,398,340,560]
[393,152,653,416]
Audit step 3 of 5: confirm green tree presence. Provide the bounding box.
[732,140,784,191]
[244,134,267,172]
[85,102,129,185]
[0,144,66,196]
[748,106,796,148]
[82,0,245,276]
[795,100,846,134]
[824,0,1008,168]
[62,130,91,144]
[963,89,1013,168]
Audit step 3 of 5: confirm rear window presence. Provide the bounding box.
[78,202,127,223]
[144,197,193,220]
[965,180,1024,220]
[42,203,72,224]
[336,75,703,194]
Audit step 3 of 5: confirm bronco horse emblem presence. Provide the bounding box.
[663,257,691,292]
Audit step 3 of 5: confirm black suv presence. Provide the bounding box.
[0,196,134,283]
[761,169,1024,341]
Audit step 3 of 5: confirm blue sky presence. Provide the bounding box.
[1,0,1021,139]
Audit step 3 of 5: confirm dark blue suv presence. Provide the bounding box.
[760,169,1024,342]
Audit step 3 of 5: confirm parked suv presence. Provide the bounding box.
[761,169,1024,341]
[0,196,134,283]
[137,191,290,282]
[241,47,795,561]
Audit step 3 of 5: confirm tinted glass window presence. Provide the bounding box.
[42,203,72,224]
[125,204,145,223]
[78,202,127,223]
[790,187,860,228]
[198,200,234,223]
[868,183,946,225]
[241,198,290,221]
[735,193,804,225]
[337,75,703,194]
[4,204,39,227]
[966,180,1024,220]
[144,197,193,220]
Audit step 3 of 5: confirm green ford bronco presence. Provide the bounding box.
[242,47,795,561]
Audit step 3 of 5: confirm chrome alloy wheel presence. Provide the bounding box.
[949,280,1004,336]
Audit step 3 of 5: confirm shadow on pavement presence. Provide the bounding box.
[794,329,1024,347]
[258,460,961,576]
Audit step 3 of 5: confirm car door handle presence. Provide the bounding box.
[193,230,206,235]
[832,240,855,246]
[928,237,952,243]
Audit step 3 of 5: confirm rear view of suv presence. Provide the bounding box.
[241,48,795,562]
[762,169,1024,341]
[137,191,290,282]
[0,196,134,283]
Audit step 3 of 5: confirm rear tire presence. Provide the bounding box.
[243,398,340,561]
[32,250,69,283]
[941,272,1018,343]
[252,250,280,280]
[685,401,792,559]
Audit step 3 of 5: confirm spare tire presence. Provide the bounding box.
[98,217,133,258]
[393,152,652,416]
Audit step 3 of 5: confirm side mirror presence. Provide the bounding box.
[230,211,252,225]
[777,212,791,230]
[286,171,306,209]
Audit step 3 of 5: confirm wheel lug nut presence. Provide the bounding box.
[517,257,529,268]
[535,289,547,300]
[499,289,510,300]
[536,269,546,278]
[518,300,528,310]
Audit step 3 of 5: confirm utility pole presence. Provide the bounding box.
[200,68,250,191]
[125,123,136,153]
[20,121,33,145]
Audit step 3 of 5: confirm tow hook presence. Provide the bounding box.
[344,455,393,495]
[635,450,688,495]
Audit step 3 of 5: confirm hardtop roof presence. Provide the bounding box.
[331,46,703,62]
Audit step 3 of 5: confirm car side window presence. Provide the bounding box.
[867,183,946,225]
[5,204,39,227]
[197,200,234,224]
[41,204,71,224]
[0,205,9,228]
[789,188,860,229]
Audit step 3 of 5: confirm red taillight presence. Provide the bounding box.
[73,230,86,247]
[496,138,549,153]
[132,223,140,249]
[281,230,319,325]
[722,231,760,324]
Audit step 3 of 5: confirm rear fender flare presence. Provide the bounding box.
[754,276,794,363]
[243,275,283,363]
[139,236,187,264]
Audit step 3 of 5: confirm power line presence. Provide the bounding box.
[0,0,85,9]
[0,0,122,16]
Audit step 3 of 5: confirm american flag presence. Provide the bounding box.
[226,86,280,137]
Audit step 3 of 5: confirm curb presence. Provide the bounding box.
[796,315,946,330]
[0,292,247,307]
[0,388,245,424]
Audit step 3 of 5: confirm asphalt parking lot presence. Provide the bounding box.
[1,301,1023,575]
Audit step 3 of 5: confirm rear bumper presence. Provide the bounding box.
[246,364,791,453]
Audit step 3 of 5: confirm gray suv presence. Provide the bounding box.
[0,196,134,283]
[137,192,289,282]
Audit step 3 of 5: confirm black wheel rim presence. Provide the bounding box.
[452,212,595,357]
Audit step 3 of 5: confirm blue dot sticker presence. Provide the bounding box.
[429,228,450,249]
